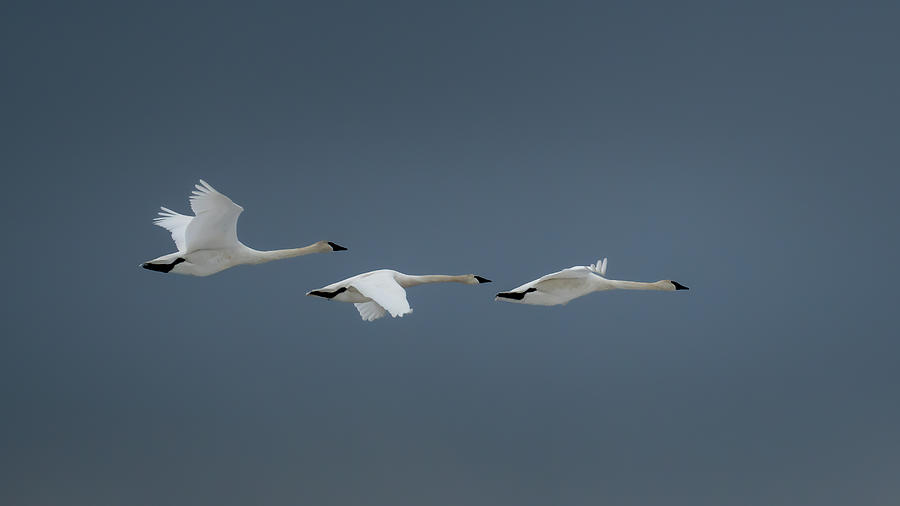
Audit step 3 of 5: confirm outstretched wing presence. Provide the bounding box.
[153,207,192,252]
[350,271,412,319]
[354,301,389,321]
[184,179,244,251]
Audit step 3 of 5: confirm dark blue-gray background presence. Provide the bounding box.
[2,1,898,505]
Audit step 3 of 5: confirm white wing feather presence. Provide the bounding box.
[503,267,590,293]
[153,207,192,252]
[589,257,608,275]
[499,267,596,306]
[354,302,389,321]
[350,272,412,319]
[184,179,244,251]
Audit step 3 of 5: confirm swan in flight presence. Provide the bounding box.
[307,269,492,321]
[142,180,347,276]
[495,257,688,306]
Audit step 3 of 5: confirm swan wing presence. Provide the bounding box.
[153,207,192,252]
[184,179,244,251]
[354,301,389,321]
[537,266,594,282]
[589,258,608,275]
[497,267,595,306]
[350,272,412,319]
[505,267,590,291]
[533,277,591,292]
[531,268,598,303]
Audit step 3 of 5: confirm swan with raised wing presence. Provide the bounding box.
[142,180,346,276]
[495,258,688,306]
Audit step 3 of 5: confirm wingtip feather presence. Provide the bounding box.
[590,257,608,275]
[197,179,217,193]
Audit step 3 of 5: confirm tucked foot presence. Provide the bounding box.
[141,257,185,273]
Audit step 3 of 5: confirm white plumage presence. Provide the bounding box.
[142,180,346,276]
[496,257,688,306]
[153,207,191,252]
[307,269,492,321]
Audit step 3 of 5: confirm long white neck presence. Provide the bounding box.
[399,274,473,287]
[605,279,672,291]
[247,243,331,264]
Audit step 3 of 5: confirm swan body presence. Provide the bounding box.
[307,269,492,321]
[142,180,347,276]
[495,257,688,306]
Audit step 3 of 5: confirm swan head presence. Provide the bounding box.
[325,241,348,251]
[668,280,689,291]
[469,275,492,285]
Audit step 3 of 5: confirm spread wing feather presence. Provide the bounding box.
[153,207,192,252]
[350,272,412,319]
[183,179,244,251]
[354,302,389,321]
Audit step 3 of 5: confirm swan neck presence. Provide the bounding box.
[250,244,327,263]
[606,279,669,291]
[402,274,469,286]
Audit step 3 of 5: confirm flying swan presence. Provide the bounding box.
[495,257,688,306]
[307,269,492,321]
[142,180,347,276]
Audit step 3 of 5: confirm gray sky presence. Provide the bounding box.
[2,1,899,505]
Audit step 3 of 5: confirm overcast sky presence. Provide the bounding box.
[2,1,899,505]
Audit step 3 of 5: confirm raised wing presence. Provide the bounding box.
[589,257,608,276]
[350,271,412,319]
[153,207,192,252]
[184,180,244,251]
[354,301,388,321]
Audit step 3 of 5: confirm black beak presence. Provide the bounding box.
[474,276,492,283]
[328,242,348,251]
[672,281,689,290]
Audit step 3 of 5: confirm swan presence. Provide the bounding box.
[307,269,492,321]
[495,257,688,306]
[142,180,347,276]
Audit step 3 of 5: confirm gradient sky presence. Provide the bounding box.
[2,1,899,505]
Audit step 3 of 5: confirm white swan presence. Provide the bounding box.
[142,180,347,276]
[495,257,688,306]
[307,269,492,321]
